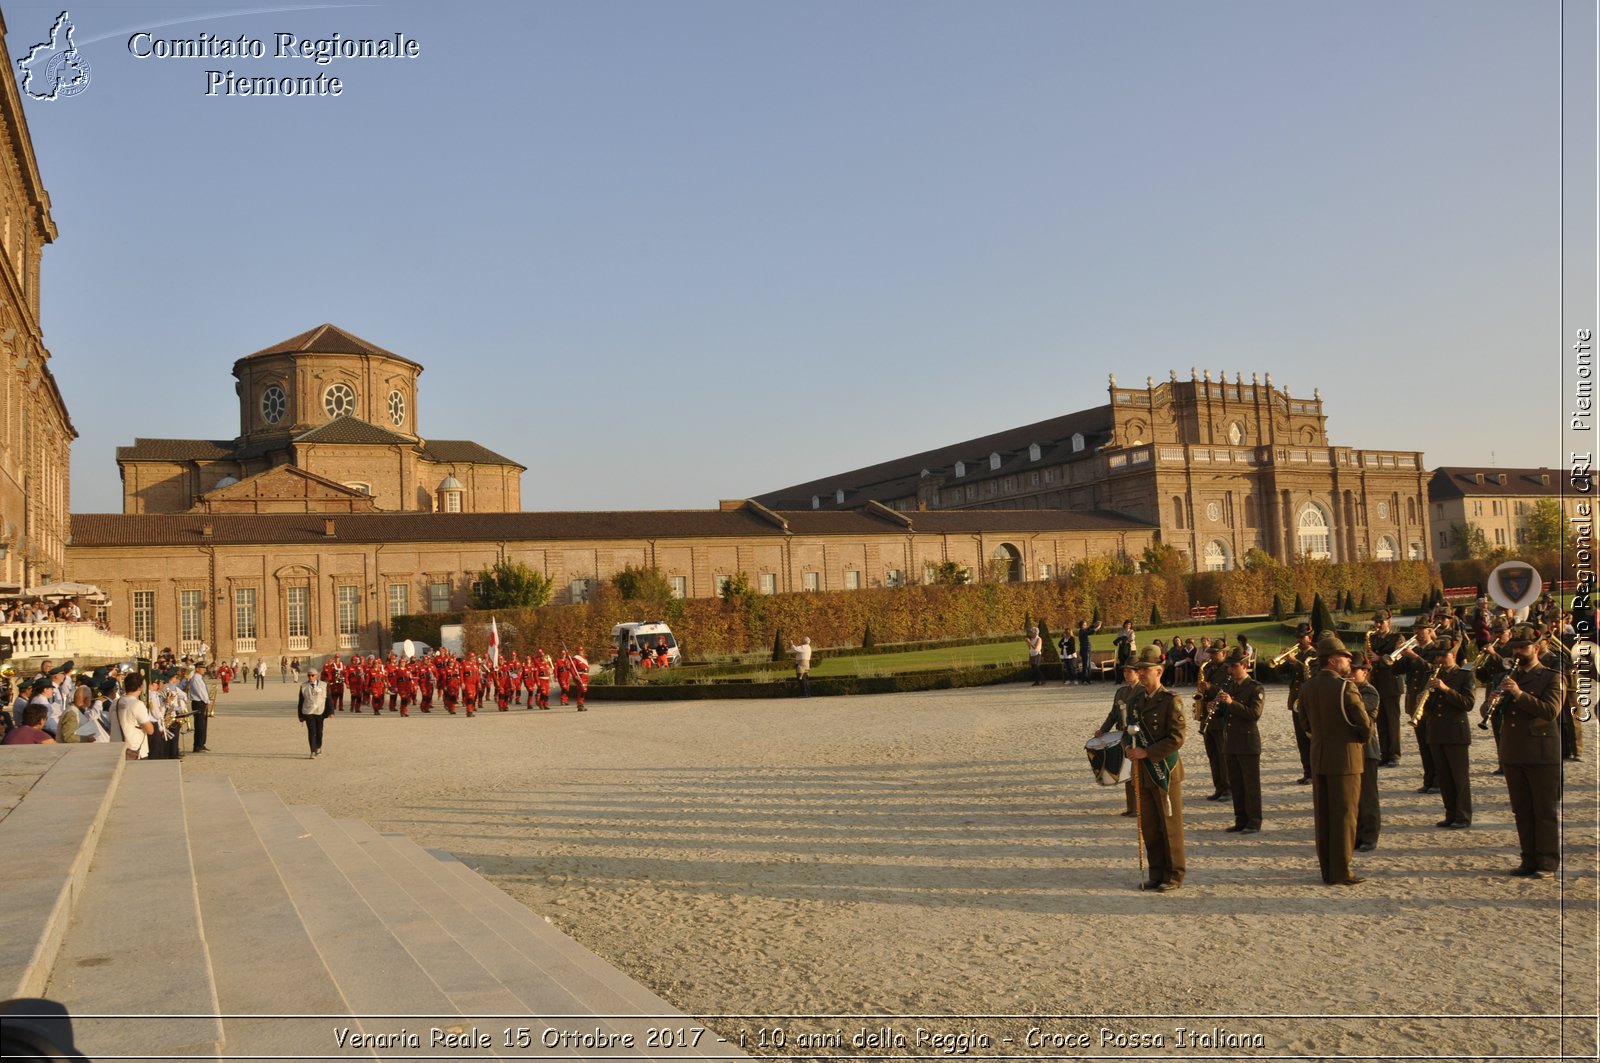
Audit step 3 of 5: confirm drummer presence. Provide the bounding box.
[1122,645,1187,892]
[1095,663,1142,816]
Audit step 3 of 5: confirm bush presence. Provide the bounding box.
[1271,593,1284,620]
[771,629,786,663]
[391,612,460,646]
[1150,604,1163,626]
[862,623,876,651]
[471,559,553,609]
[1039,620,1059,662]
[1311,593,1335,636]
[613,564,674,603]
[1293,592,1306,614]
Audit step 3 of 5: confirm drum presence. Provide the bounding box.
[1085,730,1133,786]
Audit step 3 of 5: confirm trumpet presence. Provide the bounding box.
[1384,635,1419,665]
[1269,644,1301,668]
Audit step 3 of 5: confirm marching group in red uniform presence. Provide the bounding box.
[314,648,590,717]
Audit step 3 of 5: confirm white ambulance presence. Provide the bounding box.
[610,621,681,668]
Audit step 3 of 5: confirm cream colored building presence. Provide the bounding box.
[757,370,1432,572]
[0,8,73,593]
[117,323,524,516]
[1427,467,1577,556]
[66,504,1155,659]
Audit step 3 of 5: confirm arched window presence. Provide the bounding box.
[955,461,966,478]
[1408,541,1424,560]
[1244,494,1258,528]
[1028,443,1041,461]
[1204,540,1232,572]
[1172,496,1185,530]
[1071,433,1085,452]
[835,488,845,504]
[1296,503,1332,560]
[811,495,820,509]
[989,452,1002,470]
[1406,497,1417,524]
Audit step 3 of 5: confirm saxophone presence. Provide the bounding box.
[1411,662,1443,728]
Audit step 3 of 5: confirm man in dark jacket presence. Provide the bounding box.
[1300,636,1373,885]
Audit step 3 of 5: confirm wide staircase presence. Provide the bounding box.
[0,746,746,1061]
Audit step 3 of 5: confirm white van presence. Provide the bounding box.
[610,621,681,668]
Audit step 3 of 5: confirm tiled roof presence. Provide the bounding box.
[116,438,238,462]
[1428,467,1564,500]
[243,323,411,362]
[294,416,415,446]
[69,505,1154,548]
[420,439,524,468]
[755,405,1114,508]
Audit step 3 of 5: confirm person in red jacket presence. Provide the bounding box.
[323,656,344,712]
[418,663,434,712]
[571,646,590,711]
[396,663,417,717]
[461,660,480,717]
[347,660,366,713]
[494,664,511,711]
[555,650,573,705]
[366,660,387,714]
[442,664,461,714]
[216,661,234,694]
[533,650,553,710]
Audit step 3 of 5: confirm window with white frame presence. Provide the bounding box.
[132,590,155,643]
[886,568,903,588]
[1039,562,1053,580]
[802,571,820,592]
[387,583,409,620]
[714,574,732,596]
[336,586,359,645]
[759,573,776,595]
[1374,535,1397,562]
[570,578,593,603]
[428,581,450,612]
[1204,540,1231,572]
[179,589,204,643]
[844,570,860,590]
[287,586,309,641]
[235,587,259,641]
[1296,504,1332,560]
[670,575,687,599]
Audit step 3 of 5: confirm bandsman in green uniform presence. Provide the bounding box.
[1121,646,1186,892]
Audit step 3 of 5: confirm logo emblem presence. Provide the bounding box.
[1487,560,1543,611]
[19,12,92,101]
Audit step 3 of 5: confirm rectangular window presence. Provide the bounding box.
[1029,471,1039,486]
[669,575,687,599]
[132,590,155,643]
[1472,501,1483,516]
[965,484,976,500]
[1044,469,1055,483]
[1494,528,1505,545]
[844,570,860,590]
[714,574,731,597]
[428,581,450,613]
[802,571,820,592]
[179,589,203,643]
[987,481,998,495]
[287,586,309,640]
[886,569,903,588]
[445,493,461,513]
[1439,531,1448,548]
[234,587,258,641]
[1491,500,1502,516]
[1515,527,1528,544]
[570,578,592,603]
[759,572,776,595]
[1039,563,1054,580]
[336,585,359,647]
[387,583,408,620]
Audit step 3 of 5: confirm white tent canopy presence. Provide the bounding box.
[16,581,107,601]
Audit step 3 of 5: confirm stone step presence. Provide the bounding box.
[0,745,123,1000]
[238,790,471,1056]
[184,775,375,1059]
[411,843,682,1017]
[288,804,528,1021]
[393,839,745,1058]
[44,759,224,1060]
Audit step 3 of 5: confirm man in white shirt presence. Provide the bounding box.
[791,637,813,697]
[116,674,156,760]
[297,670,329,758]
[187,663,213,752]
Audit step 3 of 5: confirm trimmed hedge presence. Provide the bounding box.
[460,559,1439,661]
[588,662,1038,700]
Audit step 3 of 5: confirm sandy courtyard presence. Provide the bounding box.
[184,678,1598,1059]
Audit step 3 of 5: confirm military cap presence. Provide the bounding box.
[48,660,73,675]
[97,679,118,697]
[1371,611,1390,624]
[1316,635,1353,659]
[1505,623,1542,648]
[1349,654,1374,672]
[1225,648,1251,666]
[1132,645,1165,668]
[1414,616,1435,630]
[1430,635,1459,656]
[1208,642,1228,654]
[30,676,52,693]
[1490,620,1508,635]
[1295,623,1313,637]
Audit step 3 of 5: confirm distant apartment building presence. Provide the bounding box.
[1427,467,1578,556]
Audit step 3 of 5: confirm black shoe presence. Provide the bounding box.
[1239,827,1260,835]
[1206,792,1225,801]
[1120,810,1138,817]
[1447,821,1470,829]
[1415,785,1431,794]
[1379,758,1400,767]
[1355,842,1376,852]
[1436,820,1455,828]
[1337,877,1367,886]
[1140,879,1162,891]
[1509,866,1540,877]
[1426,787,1441,795]
[1491,768,1504,776]
[1155,881,1181,892]
[193,746,209,753]
[1296,776,1311,785]
[1224,825,1244,833]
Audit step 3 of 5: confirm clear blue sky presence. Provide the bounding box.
[7,0,1591,514]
